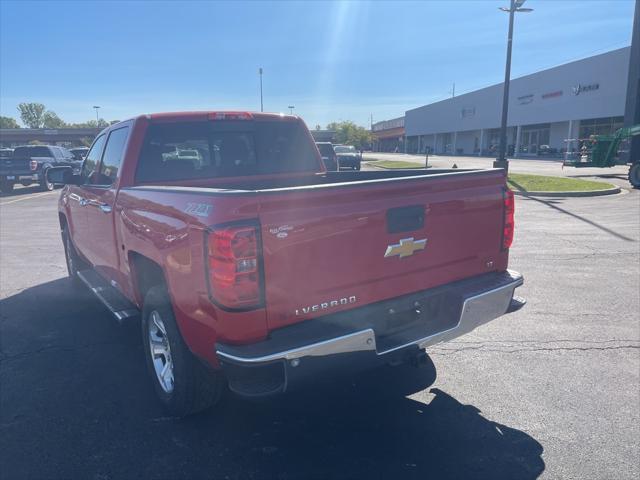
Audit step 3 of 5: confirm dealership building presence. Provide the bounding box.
[403,47,630,157]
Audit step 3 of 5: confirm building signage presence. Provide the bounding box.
[460,106,476,118]
[517,94,534,105]
[541,90,563,99]
[572,83,599,95]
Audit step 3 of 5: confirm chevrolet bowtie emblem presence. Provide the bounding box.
[384,237,427,259]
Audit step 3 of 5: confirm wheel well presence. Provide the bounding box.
[129,252,166,303]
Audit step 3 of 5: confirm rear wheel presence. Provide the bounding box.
[0,181,14,194]
[40,171,54,191]
[629,163,640,189]
[142,286,224,417]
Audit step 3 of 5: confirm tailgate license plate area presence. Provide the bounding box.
[375,292,460,352]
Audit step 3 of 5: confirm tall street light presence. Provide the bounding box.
[493,0,533,171]
[258,68,264,112]
[93,105,101,124]
[288,105,295,115]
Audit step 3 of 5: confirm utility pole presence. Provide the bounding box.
[493,0,532,171]
[451,82,456,98]
[259,68,264,112]
[93,106,100,124]
[288,105,295,115]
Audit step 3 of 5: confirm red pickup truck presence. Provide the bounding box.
[48,111,525,417]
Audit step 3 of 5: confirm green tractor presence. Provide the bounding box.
[563,124,640,188]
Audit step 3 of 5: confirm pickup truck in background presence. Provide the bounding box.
[1,145,81,193]
[48,111,524,417]
[333,144,362,170]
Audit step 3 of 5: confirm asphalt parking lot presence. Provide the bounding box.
[1,167,639,479]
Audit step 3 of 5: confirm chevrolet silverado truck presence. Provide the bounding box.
[48,111,525,417]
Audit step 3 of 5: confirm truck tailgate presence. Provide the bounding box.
[258,170,509,331]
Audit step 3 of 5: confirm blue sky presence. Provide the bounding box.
[0,0,635,128]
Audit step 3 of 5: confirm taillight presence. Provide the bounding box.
[206,224,263,309]
[502,188,515,249]
[29,160,38,171]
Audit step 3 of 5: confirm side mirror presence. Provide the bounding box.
[47,166,81,185]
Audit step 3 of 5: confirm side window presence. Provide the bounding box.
[97,127,130,186]
[82,135,106,184]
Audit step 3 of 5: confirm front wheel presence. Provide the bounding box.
[629,163,640,189]
[142,286,224,417]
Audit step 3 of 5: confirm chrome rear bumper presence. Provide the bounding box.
[216,270,524,364]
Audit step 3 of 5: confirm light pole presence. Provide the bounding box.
[288,105,295,115]
[493,0,533,171]
[258,68,264,112]
[93,105,101,124]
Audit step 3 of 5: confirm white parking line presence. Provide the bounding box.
[0,191,57,206]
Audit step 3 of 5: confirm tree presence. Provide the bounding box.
[0,116,20,128]
[42,111,66,128]
[17,102,46,128]
[326,120,372,149]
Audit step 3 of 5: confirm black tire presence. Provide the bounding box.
[40,169,54,191]
[629,163,640,189]
[141,285,224,417]
[0,181,14,194]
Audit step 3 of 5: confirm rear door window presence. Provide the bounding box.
[136,119,319,182]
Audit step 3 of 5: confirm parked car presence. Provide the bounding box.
[49,111,524,417]
[334,144,362,170]
[0,145,81,193]
[0,148,14,159]
[69,147,90,161]
[315,141,338,171]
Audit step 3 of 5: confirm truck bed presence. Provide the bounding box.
[120,167,509,335]
[132,168,501,193]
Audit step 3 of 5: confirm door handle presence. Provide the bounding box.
[99,204,112,213]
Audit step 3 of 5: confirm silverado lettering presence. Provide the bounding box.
[295,296,357,315]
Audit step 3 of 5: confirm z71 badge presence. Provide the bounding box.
[184,202,212,217]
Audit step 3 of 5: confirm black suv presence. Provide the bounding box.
[0,145,81,193]
[315,142,338,171]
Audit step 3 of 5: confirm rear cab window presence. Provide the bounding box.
[317,143,335,157]
[13,146,52,158]
[136,119,319,183]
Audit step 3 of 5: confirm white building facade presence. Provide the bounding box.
[404,47,630,157]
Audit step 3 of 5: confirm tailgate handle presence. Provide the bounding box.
[386,205,425,234]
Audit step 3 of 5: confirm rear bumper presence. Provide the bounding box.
[337,157,360,168]
[216,270,524,397]
[1,173,39,182]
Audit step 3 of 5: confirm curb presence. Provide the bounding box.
[364,162,430,170]
[511,186,621,198]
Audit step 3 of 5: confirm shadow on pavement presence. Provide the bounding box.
[0,278,545,479]
[519,193,636,242]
